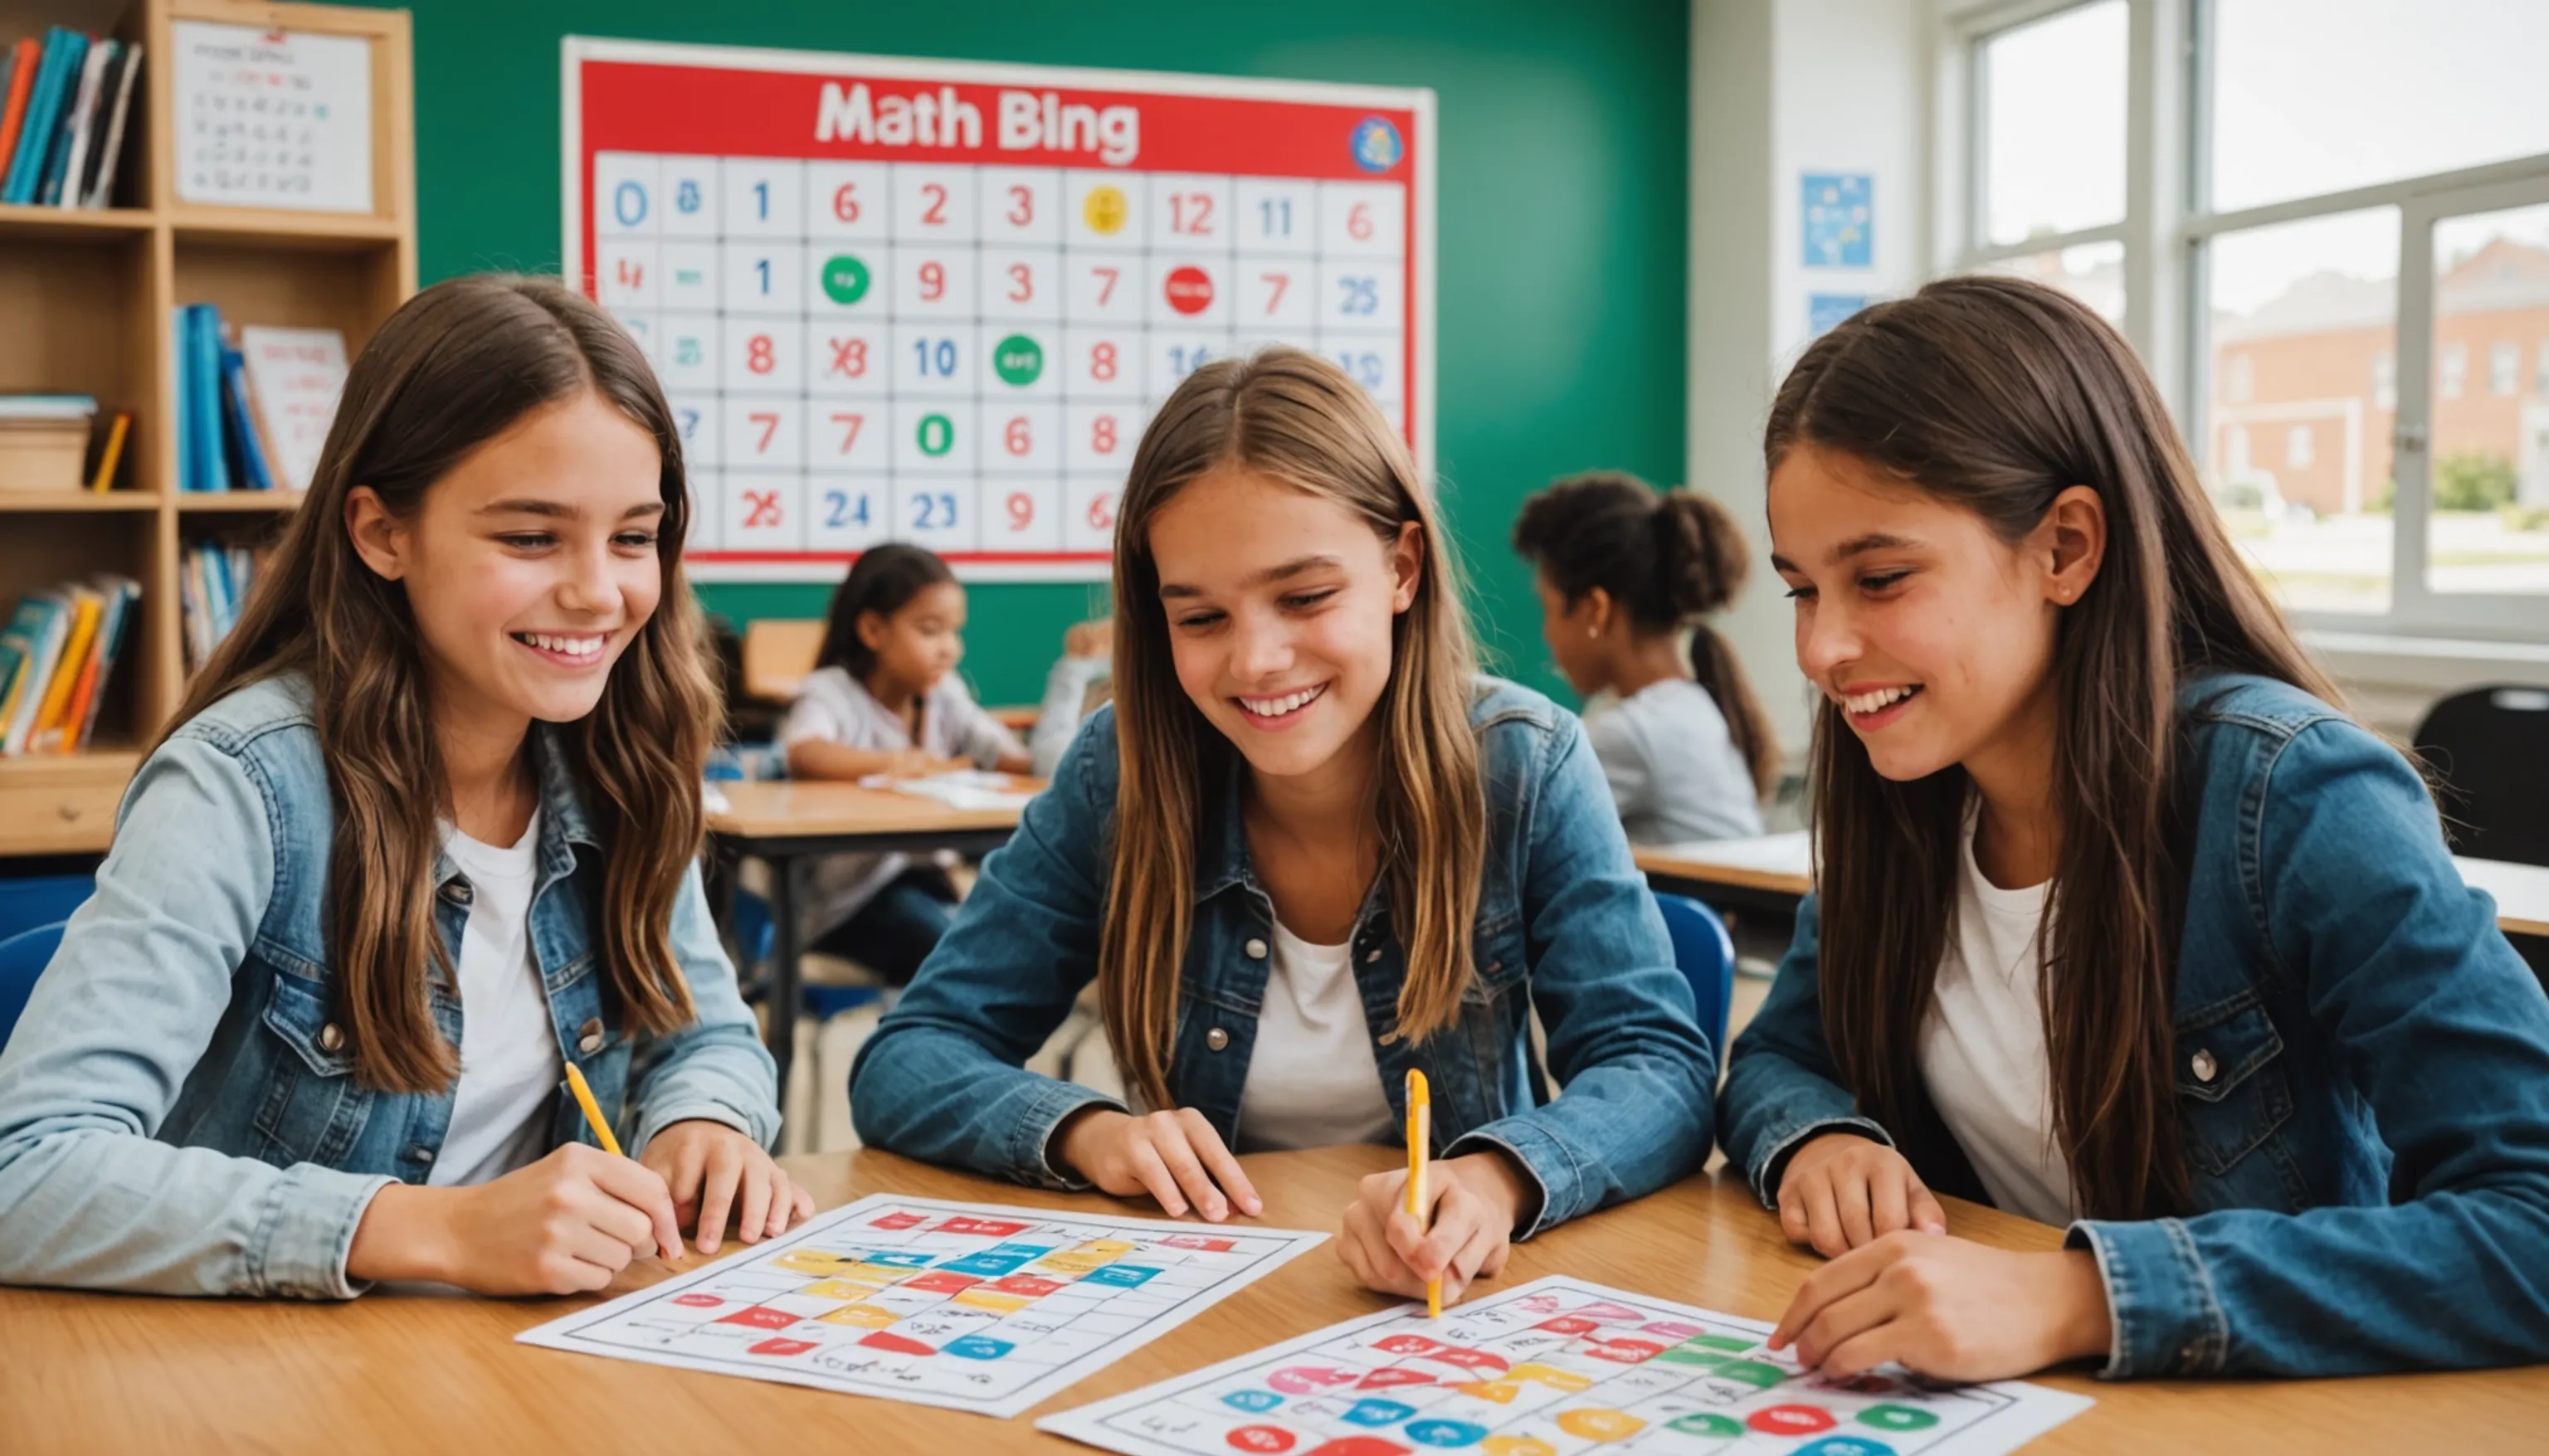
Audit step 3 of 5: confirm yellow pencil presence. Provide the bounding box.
[1406,1068,1438,1318]
[564,1062,678,1264]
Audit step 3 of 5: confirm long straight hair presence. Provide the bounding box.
[160,274,723,1093]
[1101,348,1486,1113]
[1511,470,1778,797]
[1767,275,2342,1220]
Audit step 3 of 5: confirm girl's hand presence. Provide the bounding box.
[1769,1232,2113,1381]
[349,1142,684,1294]
[1064,619,1111,659]
[641,1119,815,1254]
[1777,1132,1946,1257]
[1338,1152,1525,1307]
[1053,1108,1264,1221]
[883,748,965,777]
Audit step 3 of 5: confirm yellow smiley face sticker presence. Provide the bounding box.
[1083,185,1128,236]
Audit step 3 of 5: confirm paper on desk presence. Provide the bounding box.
[865,770,1038,811]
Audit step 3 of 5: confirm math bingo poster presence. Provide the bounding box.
[565,37,1435,582]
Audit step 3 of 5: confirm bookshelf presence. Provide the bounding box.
[0,0,412,855]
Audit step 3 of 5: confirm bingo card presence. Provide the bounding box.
[1040,1276,2093,1456]
[515,1194,1327,1418]
[565,37,1435,581]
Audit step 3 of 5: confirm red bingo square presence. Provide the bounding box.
[565,37,1435,582]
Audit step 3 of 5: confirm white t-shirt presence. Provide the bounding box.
[431,811,563,1188]
[1235,921,1398,1153]
[1917,811,2075,1225]
[780,666,1026,942]
[1581,679,1763,846]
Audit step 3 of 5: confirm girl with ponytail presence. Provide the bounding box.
[1513,472,1775,844]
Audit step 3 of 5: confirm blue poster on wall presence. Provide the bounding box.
[1808,293,1870,338]
[1802,173,1872,268]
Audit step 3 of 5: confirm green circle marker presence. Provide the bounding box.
[1708,1359,1788,1390]
[993,334,1045,387]
[821,255,871,305]
[1859,1405,1939,1432]
[1667,1413,1742,1439]
[917,413,954,457]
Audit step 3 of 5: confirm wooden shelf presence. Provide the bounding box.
[0,490,164,512]
[0,0,415,855]
[175,490,306,513]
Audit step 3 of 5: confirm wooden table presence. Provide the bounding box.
[1636,832,2549,945]
[4,1144,2542,1454]
[707,779,1036,1090]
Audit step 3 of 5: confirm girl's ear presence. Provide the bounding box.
[1388,521,1424,614]
[2040,484,2108,605]
[1582,585,1616,639]
[855,608,890,652]
[344,486,409,582]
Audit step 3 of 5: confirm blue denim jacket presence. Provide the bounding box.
[1718,674,2549,1377]
[850,679,1714,1235]
[0,674,778,1298]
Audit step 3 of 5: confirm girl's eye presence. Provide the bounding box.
[498,533,556,550]
[1173,611,1224,631]
[1782,583,1816,601]
[1280,589,1338,611]
[613,532,659,549]
[1859,571,1910,593]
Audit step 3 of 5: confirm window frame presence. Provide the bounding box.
[1937,0,2549,644]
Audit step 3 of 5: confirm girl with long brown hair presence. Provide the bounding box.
[0,275,806,1298]
[1721,275,2549,1379]
[853,348,1713,1305]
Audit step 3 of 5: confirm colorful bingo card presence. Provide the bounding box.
[565,37,1435,581]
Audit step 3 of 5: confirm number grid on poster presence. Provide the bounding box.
[565,38,1434,582]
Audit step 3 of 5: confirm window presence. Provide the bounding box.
[1943,0,2549,633]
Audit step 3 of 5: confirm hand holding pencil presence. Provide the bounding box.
[1333,1068,1524,1310]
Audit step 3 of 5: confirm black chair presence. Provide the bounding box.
[2414,686,2549,868]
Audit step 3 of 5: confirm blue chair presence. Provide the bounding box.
[0,874,90,943]
[1653,893,1734,1056]
[0,920,66,1052]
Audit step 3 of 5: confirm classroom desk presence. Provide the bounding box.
[4,1144,2542,1454]
[706,779,1036,1093]
[1636,831,2549,943]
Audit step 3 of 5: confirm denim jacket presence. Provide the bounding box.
[0,674,777,1298]
[1718,674,2549,1377]
[850,679,1715,1235]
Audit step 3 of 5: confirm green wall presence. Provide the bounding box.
[368,0,1689,705]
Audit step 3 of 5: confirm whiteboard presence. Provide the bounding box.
[563,37,1435,582]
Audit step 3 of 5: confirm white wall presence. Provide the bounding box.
[1689,0,1933,757]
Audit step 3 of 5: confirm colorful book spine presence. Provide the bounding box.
[44,36,105,207]
[1,590,68,754]
[64,576,138,751]
[74,41,128,207]
[83,40,137,207]
[7,29,81,205]
[86,410,130,491]
[0,38,33,170]
[220,343,277,490]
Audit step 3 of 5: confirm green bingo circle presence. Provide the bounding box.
[821,255,871,305]
[916,413,955,457]
[993,334,1045,387]
[1858,1405,1940,1432]
[1667,1413,1743,1439]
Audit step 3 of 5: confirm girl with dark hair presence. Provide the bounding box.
[1721,275,2549,1381]
[0,275,804,1298]
[782,543,1029,982]
[1512,472,1773,843]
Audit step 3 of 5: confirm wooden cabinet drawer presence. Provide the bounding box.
[0,757,135,856]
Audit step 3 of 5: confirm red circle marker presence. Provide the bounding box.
[1226,1426,1295,1454]
[1748,1405,1837,1437]
[1164,265,1215,315]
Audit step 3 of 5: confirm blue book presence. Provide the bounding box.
[35,32,94,206]
[188,306,229,493]
[2,29,75,202]
[219,343,275,490]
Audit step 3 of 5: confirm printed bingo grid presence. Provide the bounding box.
[515,1194,1327,1419]
[588,154,1410,572]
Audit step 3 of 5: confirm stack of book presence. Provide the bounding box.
[0,395,129,493]
[181,538,268,674]
[0,26,142,209]
[0,576,141,755]
[175,304,281,493]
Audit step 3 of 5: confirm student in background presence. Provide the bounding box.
[782,543,1030,982]
[1512,473,1773,844]
[851,348,1713,1308]
[1030,616,1112,781]
[1720,276,2549,1381]
[0,275,803,1298]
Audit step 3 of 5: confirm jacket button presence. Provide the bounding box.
[318,1023,344,1053]
[578,1018,605,1054]
[406,1145,434,1165]
[1244,938,1268,960]
[2191,1049,2218,1083]
[1366,948,1383,964]
[441,879,473,906]
[1206,1027,1230,1051]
